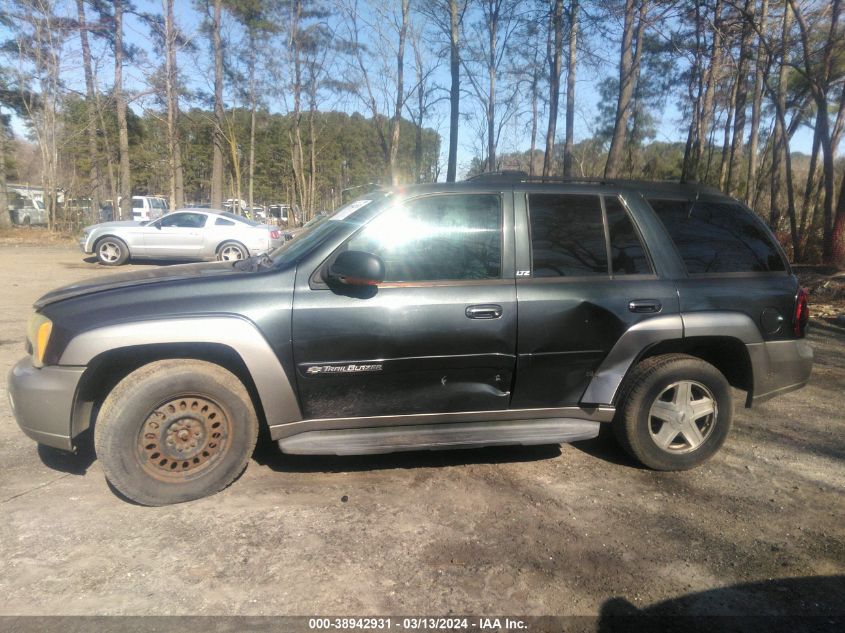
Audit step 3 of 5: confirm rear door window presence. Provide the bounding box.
[347,194,502,282]
[528,194,607,277]
[648,198,786,274]
[605,196,652,275]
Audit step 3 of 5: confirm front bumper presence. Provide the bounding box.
[7,357,85,451]
[747,338,814,405]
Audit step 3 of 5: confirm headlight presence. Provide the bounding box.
[26,313,53,368]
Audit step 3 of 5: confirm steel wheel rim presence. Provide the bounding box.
[647,380,717,454]
[137,395,232,482]
[98,241,121,263]
[219,245,245,261]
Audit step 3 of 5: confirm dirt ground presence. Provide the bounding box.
[1,239,843,622]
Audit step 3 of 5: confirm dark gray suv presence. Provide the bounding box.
[8,175,813,505]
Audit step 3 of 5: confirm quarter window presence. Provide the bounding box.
[605,196,652,275]
[648,199,786,274]
[215,217,236,226]
[347,194,502,282]
[528,194,607,277]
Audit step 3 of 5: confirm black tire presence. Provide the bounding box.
[94,236,130,266]
[94,359,259,505]
[216,240,249,261]
[612,354,733,471]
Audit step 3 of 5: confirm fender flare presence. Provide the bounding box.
[60,316,302,427]
[581,311,761,406]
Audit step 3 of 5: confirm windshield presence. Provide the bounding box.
[269,194,387,265]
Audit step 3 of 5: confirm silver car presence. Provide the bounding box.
[80,209,286,266]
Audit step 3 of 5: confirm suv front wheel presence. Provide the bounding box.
[94,359,259,505]
[613,354,733,471]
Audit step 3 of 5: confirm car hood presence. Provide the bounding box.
[34,261,249,309]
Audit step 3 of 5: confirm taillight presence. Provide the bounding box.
[793,287,809,337]
[269,230,280,239]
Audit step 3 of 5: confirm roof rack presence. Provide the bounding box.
[464,171,720,192]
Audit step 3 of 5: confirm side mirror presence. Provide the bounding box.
[328,250,385,286]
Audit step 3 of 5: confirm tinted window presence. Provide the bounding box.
[215,217,236,226]
[528,194,607,277]
[131,198,143,209]
[160,213,207,228]
[605,196,652,275]
[648,199,786,273]
[347,194,502,282]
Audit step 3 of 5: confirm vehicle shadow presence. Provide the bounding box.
[597,575,845,631]
[82,255,195,267]
[252,436,562,474]
[568,423,645,469]
[36,429,96,476]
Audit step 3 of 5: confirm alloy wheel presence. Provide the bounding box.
[647,380,717,454]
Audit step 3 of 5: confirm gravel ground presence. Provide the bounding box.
[0,242,843,621]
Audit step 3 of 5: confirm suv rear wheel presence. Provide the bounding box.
[94,359,258,505]
[613,354,733,471]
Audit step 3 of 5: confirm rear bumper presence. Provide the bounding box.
[747,338,813,406]
[7,357,84,451]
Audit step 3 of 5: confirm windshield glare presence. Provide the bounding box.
[269,194,385,265]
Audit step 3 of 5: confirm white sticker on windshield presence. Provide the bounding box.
[330,199,372,221]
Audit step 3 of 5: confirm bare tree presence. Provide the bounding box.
[389,0,410,185]
[463,0,520,172]
[543,0,563,177]
[11,0,66,229]
[745,0,768,205]
[562,0,578,177]
[114,0,131,220]
[163,0,184,209]
[419,0,467,182]
[75,0,102,218]
[604,0,648,179]
[210,0,225,209]
[406,20,441,183]
[0,115,9,229]
[788,0,843,264]
[726,0,755,195]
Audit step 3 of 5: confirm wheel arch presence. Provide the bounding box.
[581,311,760,409]
[636,336,753,403]
[62,317,302,441]
[216,239,248,255]
[93,233,130,252]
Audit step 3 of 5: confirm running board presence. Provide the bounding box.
[277,418,600,456]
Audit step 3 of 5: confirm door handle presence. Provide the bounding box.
[466,304,503,319]
[628,299,662,313]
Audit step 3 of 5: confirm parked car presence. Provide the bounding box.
[131,196,168,222]
[9,175,813,505]
[79,209,286,265]
[9,199,48,226]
